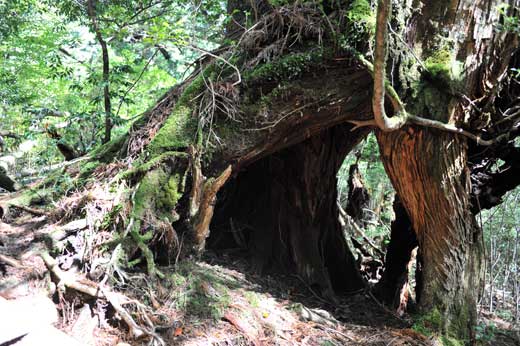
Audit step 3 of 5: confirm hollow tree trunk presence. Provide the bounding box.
[211,124,367,296]
[377,128,484,340]
[373,196,417,311]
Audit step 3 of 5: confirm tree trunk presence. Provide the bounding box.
[377,128,484,340]
[345,163,371,227]
[87,0,112,144]
[211,124,367,296]
[371,0,518,340]
[373,196,417,311]
[83,1,520,333]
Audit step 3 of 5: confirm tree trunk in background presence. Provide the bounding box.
[346,163,371,227]
[211,125,367,296]
[87,0,112,144]
[374,197,416,312]
[377,129,484,340]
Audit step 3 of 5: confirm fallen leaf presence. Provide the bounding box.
[174,327,183,336]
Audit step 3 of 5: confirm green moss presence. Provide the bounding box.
[440,336,464,346]
[100,203,123,230]
[158,173,182,210]
[425,49,453,80]
[8,188,52,207]
[171,261,233,321]
[424,48,464,85]
[129,224,164,278]
[245,50,325,83]
[178,73,206,104]
[127,166,185,277]
[117,151,187,181]
[131,168,182,220]
[412,307,469,345]
[346,0,376,35]
[79,160,101,179]
[147,104,197,154]
[448,304,471,341]
[146,71,215,155]
[412,308,442,336]
[90,133,128,162]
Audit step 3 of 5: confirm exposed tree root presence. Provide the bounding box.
[39,251,164,345]
[9,204,49,217]
[0,254,25,269]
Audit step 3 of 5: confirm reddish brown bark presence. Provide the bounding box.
[377,128,483,339]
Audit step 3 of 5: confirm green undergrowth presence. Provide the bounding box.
[412,309,466,346]
[164,261,241,321]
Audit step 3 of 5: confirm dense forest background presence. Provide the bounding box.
[0,1,519,346]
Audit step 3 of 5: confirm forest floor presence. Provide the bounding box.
[0,193,519,346]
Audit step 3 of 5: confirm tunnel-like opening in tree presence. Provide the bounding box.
[208,123,367,295]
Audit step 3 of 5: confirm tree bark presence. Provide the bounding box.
[377,128,484,340]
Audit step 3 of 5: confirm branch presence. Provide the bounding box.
[348,0,514,146]
[337,203,385,260]
[371,0,408,131]
[193,165,233,253]
[408,115,512,146]
[0,254,24,269]
[87,0,112,143]
[58,48,86,65]
[9,204,48,217]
